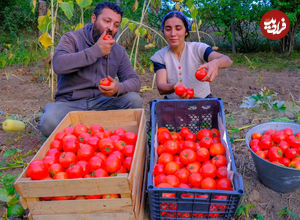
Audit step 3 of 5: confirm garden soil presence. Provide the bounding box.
[0,64,299,219]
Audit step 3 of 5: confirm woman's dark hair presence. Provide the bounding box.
[161,11,191,37]
[94,1,123,18]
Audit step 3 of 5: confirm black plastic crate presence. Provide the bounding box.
[148,98,244,219]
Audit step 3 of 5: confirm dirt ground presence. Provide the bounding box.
[0,63,299,219]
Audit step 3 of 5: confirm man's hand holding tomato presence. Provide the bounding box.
[97,30,115,56]
[98,76,118,97]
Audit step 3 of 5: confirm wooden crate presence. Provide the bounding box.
[15,109,146,220]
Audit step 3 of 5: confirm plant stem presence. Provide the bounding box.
[0,165,26,170]
[234,138,245,142]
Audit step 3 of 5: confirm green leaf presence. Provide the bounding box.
[278,207,298,219]
[0,188,8,202]
[190,7,198,19]
[3,150,17,159]
[272,101,286,112]
[38,15,51,33]
[139,28,147,37]
[253,213,264,220]
[59,2,74,20]
[236,203,245,216]
[128,23,136,32]
[7,194,19,207]
[121,17,129,29]
[186,0,194,9]
[270,117,294,122]
[7,203,24,217]
[76,0,92,9]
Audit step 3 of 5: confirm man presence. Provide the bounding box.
[39,2,142,137]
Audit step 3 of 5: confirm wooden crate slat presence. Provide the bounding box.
[16,176,130,197]
[28,198,133,215]
[31,212,135,220]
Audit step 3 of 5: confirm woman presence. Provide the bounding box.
[151,11,233,99]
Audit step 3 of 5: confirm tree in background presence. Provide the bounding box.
[270,0,300,55]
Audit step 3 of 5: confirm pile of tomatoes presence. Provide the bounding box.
[153,126,233,192]
[249,128,300,168]
[26,124,138,200]
[174,85,194,99]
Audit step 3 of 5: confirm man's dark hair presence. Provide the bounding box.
[94,1,123,18]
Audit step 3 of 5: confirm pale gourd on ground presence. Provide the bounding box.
[2,119,26,131]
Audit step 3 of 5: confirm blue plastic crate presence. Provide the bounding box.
[148,98,244,219]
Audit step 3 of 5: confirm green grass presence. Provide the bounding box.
[231,51,300,72]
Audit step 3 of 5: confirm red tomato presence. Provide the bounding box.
[252,132,262,140]
[211,128,220,138]
[216,166,227,178]
[77,143,95,161]
[163,175,180,187]
[175,85,186,96]
[250,139,260,148]
[77,160,89,176]
[211,155,227,167]
[279,157,290,167]
[264,129,276,136]
[78,132,91,143]
[63,139,79,153]
[85,195,102,199]
[196,147,210,162]
[59,152,77,169]
[183,140,196,151]
[55,131,65,141]
[123,144,135,157]
[113,128,126,139]
[195,67,207,81]
[267,147,283,161]
[209,143,226,156]
[201,177,216,189]
[95,152,107,162]
[157,127,169,135]
[278,140,289,153]
[285,148,298,159]
[175,167,189,183]
[27,160,48,180]
[216,178,232,190]
[157,183,173,188]
[86,136,100,150]
[164,140,179,155]
[111,150,124,161]
[88,156,103,172]
[154,163,165,176]
[165,161,180,175]
[50,140,62,151]
[186,161,201,173]
[62,134,77,143]
[170,131,181,141]
[46,148,61,161]
[94,168,109,177]
[179,149,196,164]
[256,150,266,159]
[114,140,126,152]
[200,162,217,178]
[74,124,88,136]
[197,128,212,140]
[154,174,166,186]
[173,155,184,168]
[287,135,300,148]
[99,77,111,86]
[184,132,196,141]
[272,130,286,143]
[283,128,293,137]
[124,132,137,145]
[64,126,74,134]
[98,138,115,154]
[105,154,121,173]
[89,124,104,135]
[157,144,166,155]
[185,88,194,99]
[180,127,191,137]
[158,153,173,165]
[94,131,107,140]
[103,33,113,40]
[49,163,63,178]
[53,171,67,179]
[188,173,202,188]
[199,136,213,149]
[66,164,83,179]
[251,144,261,153]
[158,131,172,144]
[43,155,56,169]
[123,156,133,171]
[102,194,120,199]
